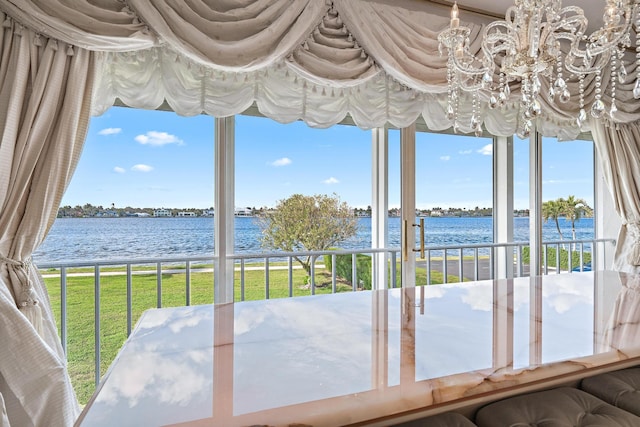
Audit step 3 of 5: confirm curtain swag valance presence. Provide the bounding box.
[2,0,640,137]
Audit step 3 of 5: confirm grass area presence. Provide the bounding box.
[43,264,461,404]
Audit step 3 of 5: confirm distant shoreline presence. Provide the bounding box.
[56,213,523,219]
[57,204,529,219]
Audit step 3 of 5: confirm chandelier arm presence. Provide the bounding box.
[450,52,488,76]
[566,51,612,75]
[458,76,484,92]
[558,6,588,30]
[576,4,635,57]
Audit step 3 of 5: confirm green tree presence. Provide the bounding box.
[562,195,593,241]
[257,193,358,276]
[542,199,566,240]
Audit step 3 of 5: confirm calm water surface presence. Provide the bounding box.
[33,216,594,263]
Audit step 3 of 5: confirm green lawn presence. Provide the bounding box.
[43,264,461,404]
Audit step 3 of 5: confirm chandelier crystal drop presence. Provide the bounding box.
[438,0,640,136]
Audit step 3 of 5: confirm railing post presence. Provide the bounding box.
[458,248,463,282]
[265,257,270,300]
[442,250,448,283]
[310,256,316,295]
[352,254,357,291]
[61,267,67,355]
[186,261,191,306]
[94,265,101,387]
[331,254,337,293]
[473,248,479,281]
[240,259,245,301]
[156,262,162,308]
[288,257,293,298]
[426,249,431,286]
[126,264,132,336]
[391,252,397,288]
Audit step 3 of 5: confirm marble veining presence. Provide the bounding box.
[75,271,640,427]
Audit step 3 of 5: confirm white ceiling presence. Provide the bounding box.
[452,0,608,33]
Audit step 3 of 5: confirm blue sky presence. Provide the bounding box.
[61,107,595,210]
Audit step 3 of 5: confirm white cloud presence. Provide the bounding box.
[440,155,451,161]
[459,149,473,155]
[113,166,126,174]
[270,157,292,167]
[135,131,183,146]
[478,144,493,156]
[131,164,154,172]
[98,127,122,136]
[323,177,340,184]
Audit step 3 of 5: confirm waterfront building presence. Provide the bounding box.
[234,207,253,217]
[177,211,197,217]
[95,210,118,218]
[153,208,171,217]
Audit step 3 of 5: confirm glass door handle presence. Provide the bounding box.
[404,218,425,260]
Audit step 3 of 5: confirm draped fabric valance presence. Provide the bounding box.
[3,0,640,137]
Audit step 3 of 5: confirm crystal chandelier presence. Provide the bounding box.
[438,0,639,138]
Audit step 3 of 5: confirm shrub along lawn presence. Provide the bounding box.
[43,264,461,404]
[520,246,592,271]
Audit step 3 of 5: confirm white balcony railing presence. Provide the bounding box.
[37,238,615,402]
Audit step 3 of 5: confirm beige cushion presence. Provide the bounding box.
[581,368,640,416]
[393,412,476,427]
[475,387,640,427]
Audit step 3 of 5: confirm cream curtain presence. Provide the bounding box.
[602,274,640,352]
[0,14,94,426]
[591,118,640,273]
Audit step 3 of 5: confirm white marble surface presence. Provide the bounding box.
[75,271,640,427]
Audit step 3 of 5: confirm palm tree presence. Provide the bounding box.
[562,195,593,241]
[542,199,565,240]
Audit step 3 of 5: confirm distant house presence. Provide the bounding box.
[202,209,215,217]
[154,209,171,217]
[234,207,253,217]
[177,211,197,217]
[96,210,118,218]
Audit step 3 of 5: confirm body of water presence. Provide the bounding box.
[33,216,595,263]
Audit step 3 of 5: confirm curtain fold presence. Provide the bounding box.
[0,392,8,427]
[591,117,640,273]
[1,0,154,51]
[0,16,94,426]
[602,274,640,352]
[129,0,326,71]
